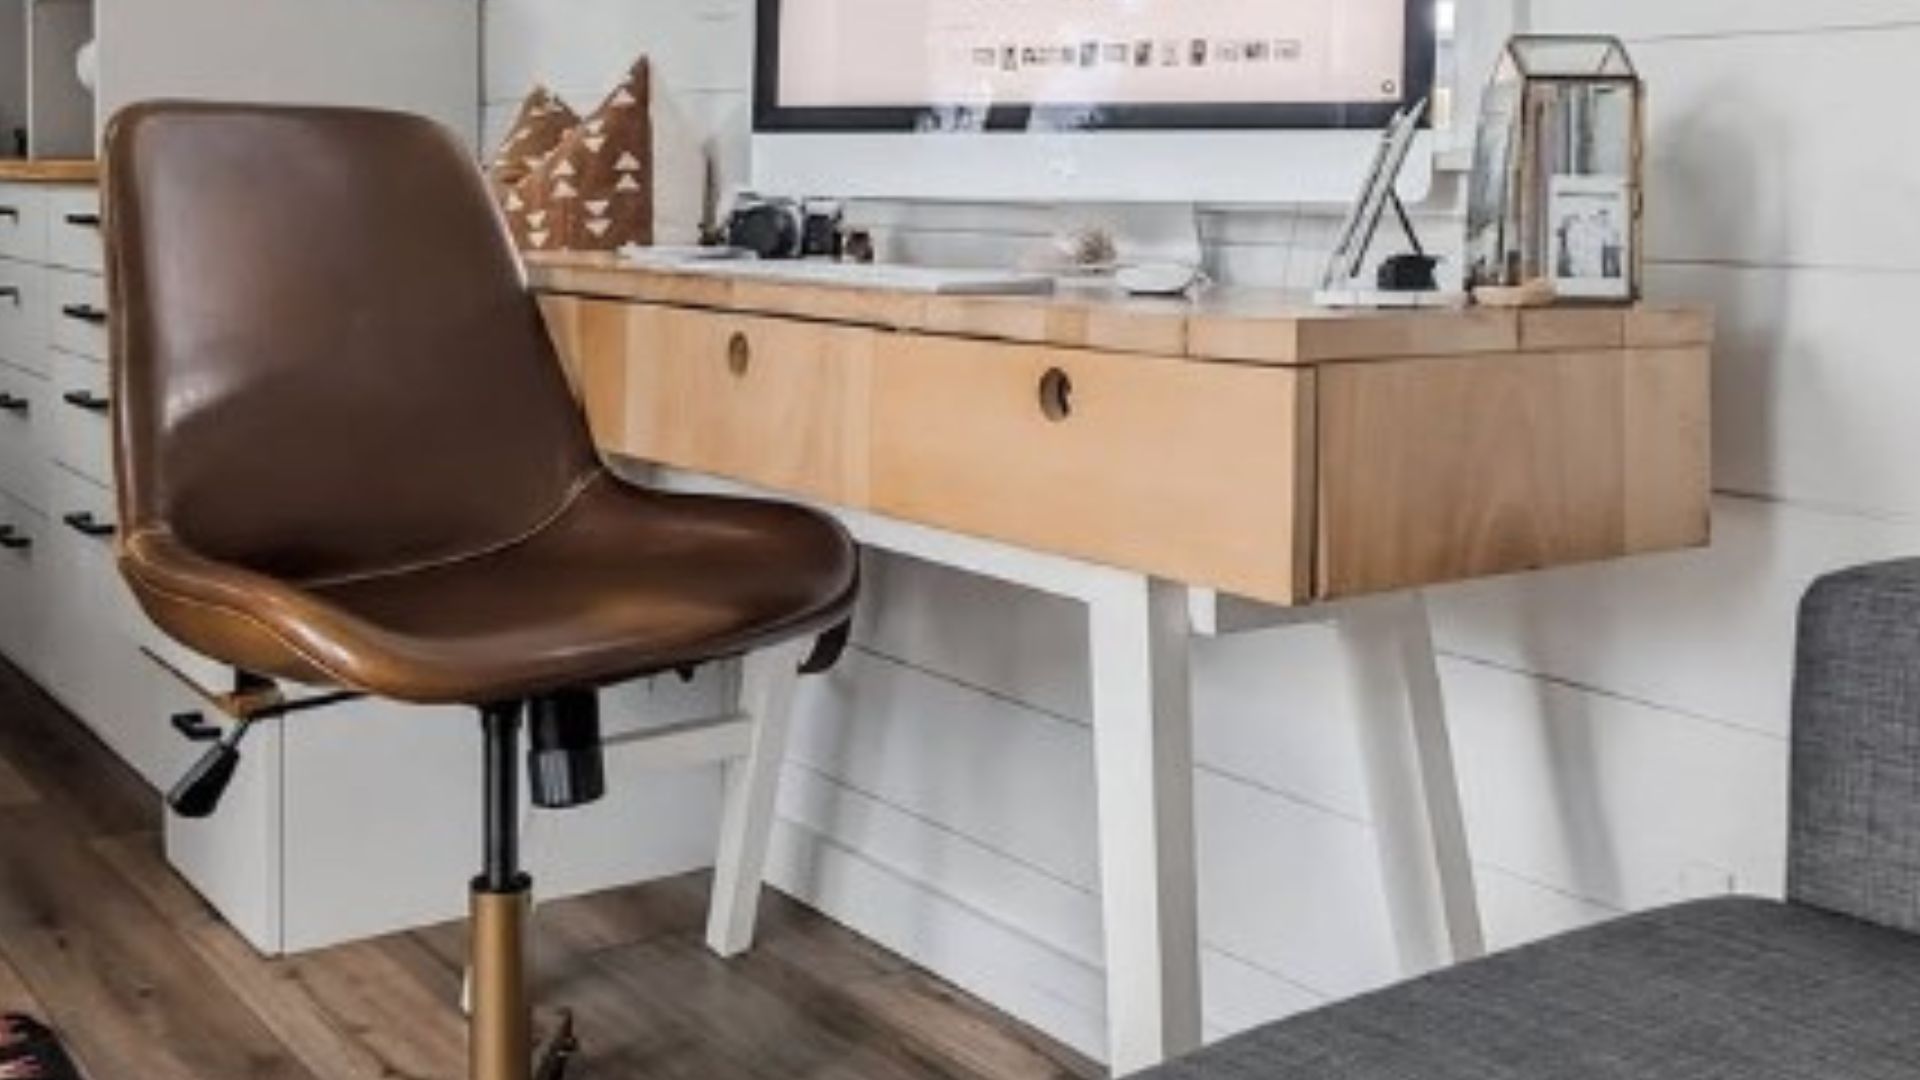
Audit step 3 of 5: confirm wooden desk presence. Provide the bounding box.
[528,251,1713,1073]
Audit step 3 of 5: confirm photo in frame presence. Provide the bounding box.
[1547,174,1632,300]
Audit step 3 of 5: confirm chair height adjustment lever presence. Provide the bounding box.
[168,718,254,819]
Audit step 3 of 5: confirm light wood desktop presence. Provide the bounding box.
[528,251,1713,1074]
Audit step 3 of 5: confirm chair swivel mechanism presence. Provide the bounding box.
[102,103,859,1080]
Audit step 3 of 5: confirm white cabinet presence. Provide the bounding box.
[48,347,107,485]
[95,0,479,146]
[0,0,93,159]
[0,491,48,680]
[0,185,48,263]
[7,0,479,161]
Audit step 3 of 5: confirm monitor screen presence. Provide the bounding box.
[756,0,1434,133]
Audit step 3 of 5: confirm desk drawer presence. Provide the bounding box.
[0,186,48,263]
[50,349,112,487]
[1313,348,1713,598]
[49,270,108,361]
[548,298,875,504]
[0,259,48,372]
[871,337,1314,604]
[0,362,50,513]
[46,189,104,274]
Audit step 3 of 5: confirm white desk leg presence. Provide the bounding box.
[706,638,808,957]
[1089,575,1203,1076]
[1337,592,1485,974]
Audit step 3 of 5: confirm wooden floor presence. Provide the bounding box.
[0,662,1099,1080]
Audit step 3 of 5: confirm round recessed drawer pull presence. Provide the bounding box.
[726,331,751,377]
[0,393,27,415]
[0,526,30,552]
[1038,367,1074,422]
[61,511,116,540]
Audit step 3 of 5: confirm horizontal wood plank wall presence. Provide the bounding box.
[486,0,1867,1062]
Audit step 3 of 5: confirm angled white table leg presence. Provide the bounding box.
[707,637,809,957]
[1336,592,1485,973]
[1088,575,1204,1076]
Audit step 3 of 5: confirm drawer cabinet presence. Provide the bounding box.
[0,185,49,262]
[46,190,105,274]
[49,348,111,486]
[0,362,48,511]
[0,259,50,373]
[49,268,108,360]
[550,299,877,505]
[0,492,48,682]
[871,335,1314,603]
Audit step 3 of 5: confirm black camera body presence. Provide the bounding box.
[725,195,844,260]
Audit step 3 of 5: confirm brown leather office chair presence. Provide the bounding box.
[103,102,858,1080]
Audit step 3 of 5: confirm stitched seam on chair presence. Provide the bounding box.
[298,469,607,590]
[121,546,372,694]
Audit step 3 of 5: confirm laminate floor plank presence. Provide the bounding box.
[95,833,466,1080]
[0,665,155,838]
[0,660,1096,1080]
[0,811,316,1080]
[0,746,36,809]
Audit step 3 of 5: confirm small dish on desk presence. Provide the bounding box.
[1115,263,1206,297]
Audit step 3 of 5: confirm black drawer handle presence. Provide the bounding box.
[61,389,109,414]
[170,712,223,743]
[0,207,17,222]
[0,393,26,415]
[61,511,116,539]
[60,304,107,326]
[0,527,30,552]
[64,212,101,228]
[0,285,18,303]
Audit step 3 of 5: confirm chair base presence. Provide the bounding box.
[471,702,579,1080]
[470,880,533,1080]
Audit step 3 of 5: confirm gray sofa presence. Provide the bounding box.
[1143,562,1920,1079]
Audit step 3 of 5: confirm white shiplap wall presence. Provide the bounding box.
[483,0,1914,1062]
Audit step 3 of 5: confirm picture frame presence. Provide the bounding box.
[1547,174,1632,300]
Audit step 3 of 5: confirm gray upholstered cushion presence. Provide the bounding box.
[1791,559,1920,934]
[1141,897,1920,1080]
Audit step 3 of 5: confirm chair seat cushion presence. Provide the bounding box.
[1147,897,1920,1080]
[121,471,858,704]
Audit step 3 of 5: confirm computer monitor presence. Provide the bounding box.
[751,0,1438,205]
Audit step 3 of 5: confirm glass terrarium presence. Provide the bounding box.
[1465,36,1644,303]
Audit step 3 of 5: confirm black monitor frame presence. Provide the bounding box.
[753,0,1438,134]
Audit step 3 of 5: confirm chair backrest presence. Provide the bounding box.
[1790,560,1920,934]
[104,102,597,583]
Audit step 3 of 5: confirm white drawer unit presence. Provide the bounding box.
[0,185,49,263]
[0,258,49,373]
[0,360,49,512]
[0,490,48,682]
[40,467,149,766]
[49,347,110,486]
[48,267,107,361]
[46,189,104,273]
